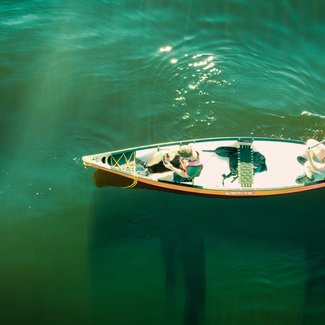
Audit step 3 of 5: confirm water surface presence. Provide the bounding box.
[1,1,325,324]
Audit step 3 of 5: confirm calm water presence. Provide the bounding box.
[1,1,325,324]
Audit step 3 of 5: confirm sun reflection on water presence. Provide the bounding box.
[158,46,234,126]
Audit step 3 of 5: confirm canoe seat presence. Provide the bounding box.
[190,164,203,186]
[237,141,254,188]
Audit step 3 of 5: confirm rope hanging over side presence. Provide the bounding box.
[124,170,138,189]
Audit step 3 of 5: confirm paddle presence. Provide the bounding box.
[308,139,325,150]
[202,147,237,156]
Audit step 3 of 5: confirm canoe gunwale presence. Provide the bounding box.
[83,137,305,158]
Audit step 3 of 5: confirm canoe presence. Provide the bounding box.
[82,137,325,197]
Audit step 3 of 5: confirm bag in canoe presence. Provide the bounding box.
[214,146,267,184]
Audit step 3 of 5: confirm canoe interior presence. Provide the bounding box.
[82,138,325,194]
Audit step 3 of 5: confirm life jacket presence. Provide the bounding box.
[186,163,203,178]
[184,153,203,178]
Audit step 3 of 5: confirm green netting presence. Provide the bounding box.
[108,151,136,173]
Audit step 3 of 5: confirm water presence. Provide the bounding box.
[1,1,325,324]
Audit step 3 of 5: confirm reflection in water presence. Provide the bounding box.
[94,169,205,323]
[93,169,142,188]
[303,242,325,324]
[161,222,205,325]
[90,174,207,324]
[89,170,325,324]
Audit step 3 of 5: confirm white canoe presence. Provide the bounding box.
[82,137,325,197]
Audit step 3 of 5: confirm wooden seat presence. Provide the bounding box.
[237,141,254,188]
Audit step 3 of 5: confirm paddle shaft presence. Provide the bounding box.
[308,139,325,150]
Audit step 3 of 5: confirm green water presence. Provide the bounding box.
[1,1,324,324]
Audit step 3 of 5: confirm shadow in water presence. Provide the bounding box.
[161,217,205,325]
[93,169,142,188]
[89,170,325,324]
[90,178,207,324]
[303,241,325,324]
